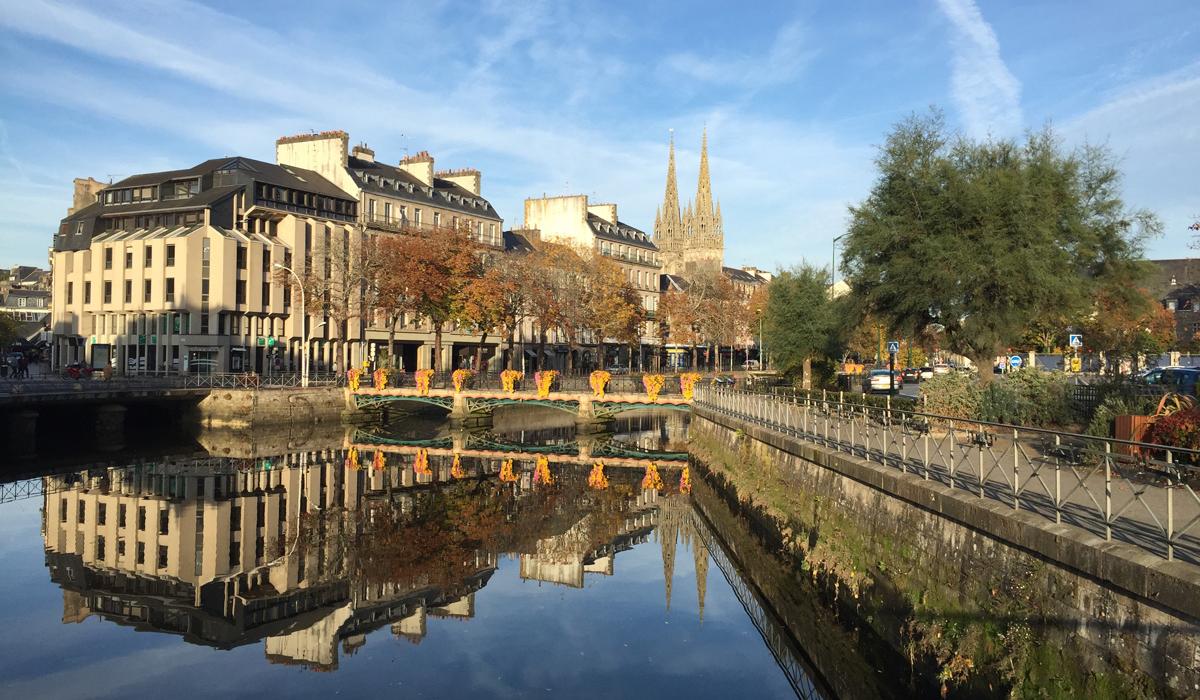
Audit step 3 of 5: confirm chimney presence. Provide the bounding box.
[69,177,106,215]
[275,129,355,196]
[351,143,375,163]
[435,168,481,196]
[399,150,434,187]
[587,203,617,224]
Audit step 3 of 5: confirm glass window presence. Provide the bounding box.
[137,506,146,531]
[144,280,152,303]
[104,248,113,270]
[165,244,175,266]
[136,542,145,565]
[103,281,112,304]
[124,280,132,304]
[145,245,152,266]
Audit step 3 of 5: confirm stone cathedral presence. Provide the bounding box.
[654,130,725,279]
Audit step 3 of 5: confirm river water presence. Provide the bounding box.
[0,409,851,699]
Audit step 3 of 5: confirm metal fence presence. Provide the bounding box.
[0,372,345,396]
[694,386,1200,565]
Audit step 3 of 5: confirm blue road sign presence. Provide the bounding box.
[886,340,900,354]
[1009,355,1023,369]
[1069,334,1083,348]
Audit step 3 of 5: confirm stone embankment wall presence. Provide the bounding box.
[193,387,360,430]
[689,408,1200,699]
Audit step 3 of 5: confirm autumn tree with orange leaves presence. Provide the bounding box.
[1083,286,1176,374]
[375,225,481,372]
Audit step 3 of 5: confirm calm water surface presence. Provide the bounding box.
[0,410,826,699]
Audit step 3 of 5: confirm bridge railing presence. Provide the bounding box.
[179,372,344,389]
[367,370,727,397]
[694,386,1200,565]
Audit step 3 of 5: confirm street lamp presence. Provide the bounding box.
[830,233,847,298]
[273,263,310,388]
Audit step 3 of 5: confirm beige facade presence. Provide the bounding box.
[522,193,662,361]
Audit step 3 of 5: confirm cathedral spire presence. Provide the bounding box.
[659,130,681,232]
[694,128,714,220]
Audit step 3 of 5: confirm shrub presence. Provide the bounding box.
[1001,369,1073,427]
[1086,394,1159,438]
[1143,407,1200,452]
[979,381,1021,424]
[921,372,982,420]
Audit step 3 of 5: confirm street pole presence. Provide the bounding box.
[274,263,308,388]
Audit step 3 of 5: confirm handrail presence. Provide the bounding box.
[694,386,1200,564]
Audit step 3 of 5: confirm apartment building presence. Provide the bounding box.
[51,157,362,373]
[522,194,662,368]
[276,131,506,370]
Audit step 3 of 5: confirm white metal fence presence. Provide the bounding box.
[695,386,1200,565]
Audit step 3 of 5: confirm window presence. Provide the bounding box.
[84,282,91,304]
[159,509,169,535]
[414,209,421,225]
[145,245,152,267]
[236,245,247,270]
[104,248,113,270]
[157,545,168,569]
[262,248,271,272]
[66,282,73,304]
[166,278,175,304]
[433,212,441,227]
[97,536,106,561]
[165,244,175,267]
[262,282,270,306]
[144,280,152,303]
[236,280,246,305]
[118,504,126,527]
[200,313,209,334]
[117,538,126,557]
[103,281,112,304]
[383,202,391,223]
[137,506,146,531]
[98,503,106,525]
[162,180,198,200]
[75,221,85,235]
[136,542,145,565]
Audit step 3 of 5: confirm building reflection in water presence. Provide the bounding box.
[40,420,707,673]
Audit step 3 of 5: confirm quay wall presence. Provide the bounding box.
[193,387,359,430]
[689,407,1200,698]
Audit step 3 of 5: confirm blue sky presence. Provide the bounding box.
[1,0,1198,270]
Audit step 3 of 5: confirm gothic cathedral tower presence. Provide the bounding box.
[654,129,725,279]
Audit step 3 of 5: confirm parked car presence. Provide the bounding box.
[902,367,921,383]
[604,365,629,375]
[1139,367,1182,385]
[712,375,737,387]
[919,366,934,380]
[932,364,952,375]
[1159,368,1200,395]
[743,359,762,370]
[863,369,899,394]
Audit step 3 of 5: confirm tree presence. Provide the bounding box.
[763,264,835,388]
[589,256,646,370]
[660,287,705,369]
[376,226,480,373]
[842,110,1159,381]
[1083,286,1176,374]
[0,313,19,349]
[535,241,593,372]
[462,256,532,370]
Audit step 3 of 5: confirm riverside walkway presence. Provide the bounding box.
[694,387,1200,568]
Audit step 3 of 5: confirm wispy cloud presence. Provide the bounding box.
[935,0,1022,138]
[662,20,813,91]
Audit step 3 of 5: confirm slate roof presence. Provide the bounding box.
[587,214,656,250]
[661,274,689,293]
[723,266,763,284]
[1148,259,1200,300]
[348,156,501,221]
[110,157,355,201]
[503,230,536,255]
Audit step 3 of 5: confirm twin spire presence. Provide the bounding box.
[653,129,724,278]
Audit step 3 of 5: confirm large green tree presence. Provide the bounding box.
[763,264,835,388]
[841,111,1158,379]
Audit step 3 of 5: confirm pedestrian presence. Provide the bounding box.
[17,355,28,379]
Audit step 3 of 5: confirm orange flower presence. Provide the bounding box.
[451,454,466,479]
[501,369,523,394]
[679,466,692,495]
[588,462,609,490]
[345,447,360,471]
[499,458,518,483]
[679,372,701,400]
[641,462,663,491]
[589,370,611,398]
[643,374,665,402]
[452,368,475,392]
[533,455,553,485]
[372,451,386,471]
[415,369,435,396]
[413,448,432,476]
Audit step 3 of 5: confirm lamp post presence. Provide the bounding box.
[830,233,847,299]
[273,263,309,387]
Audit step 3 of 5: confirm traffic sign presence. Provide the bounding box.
[1069,334,1083,349]
[138,335,146,344]
[267,336,277,347]
[886,340,900,354]
[1070,357,1081,372]
[1009,355,1023,369]
[256,337,266,347]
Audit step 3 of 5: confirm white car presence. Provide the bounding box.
[743,359,762,370]
[919,366,934,380]
[863,369,899,394]
[932,364,952,375]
